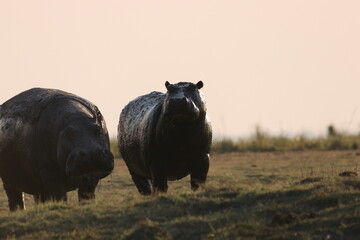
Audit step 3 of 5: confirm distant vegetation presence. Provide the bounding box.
[111,125,360,157]
[110,139,120,159]
[212,125,360,153]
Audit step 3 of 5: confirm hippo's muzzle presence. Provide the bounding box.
[166,97,200,124]
[66,148,114,180]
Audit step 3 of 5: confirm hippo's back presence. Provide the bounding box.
[0,88,63,150]
[0,88,103,157]
[118,91,164,176]
[1,88,93,123]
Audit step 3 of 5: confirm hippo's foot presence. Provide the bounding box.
[34,192,51,203]
[190,154,210,191]
[34,192,67,203]
[78,179,98,202]
[131,174,152,195]
[190,178,205,191]
[78,190,95,202]
[4,184,25,211]
[152,177,168,193]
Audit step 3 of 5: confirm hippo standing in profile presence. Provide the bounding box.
[0,88,114,211]
[118,81,212,194]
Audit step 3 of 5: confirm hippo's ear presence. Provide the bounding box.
[196,81,203,89]
[165,81,171,90]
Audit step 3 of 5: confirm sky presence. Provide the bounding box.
[1,1,360,139]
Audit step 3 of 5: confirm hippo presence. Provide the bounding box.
[118,81,212,194]
[0,88,114,211]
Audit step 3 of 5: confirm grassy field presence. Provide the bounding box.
[1,151,360,239]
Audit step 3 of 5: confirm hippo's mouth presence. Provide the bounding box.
[171,114,199,128]
[65,148,114,187]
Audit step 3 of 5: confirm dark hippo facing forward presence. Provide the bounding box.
[118,81,212,194]
[0,88,114,211]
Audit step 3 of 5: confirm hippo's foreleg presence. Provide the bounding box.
[190,154,210,191]
[151,168,168,193]
[130,173,152,195]
[78,179,99,201]
[39,166,67,201]
[3,184,25,211]
[152,176,168,193]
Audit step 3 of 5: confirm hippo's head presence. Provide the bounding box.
[56,107,114,186]
[163,81,206,128]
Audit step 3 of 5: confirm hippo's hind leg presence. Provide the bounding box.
[190,154,210,191]
[3,184,25,211]
[151,166,168,193]
[78,179,99,201]
[130,173,152,195]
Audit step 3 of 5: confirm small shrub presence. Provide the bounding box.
[211,126,360,153]
[212,138,239,153]
[110,139,121,158]
[327,125,338,137]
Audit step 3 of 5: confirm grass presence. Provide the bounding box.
[210,125,360,154]
[211,134,360,153]
[1,151,360,239]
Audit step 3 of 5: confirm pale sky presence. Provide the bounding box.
[1,1,360,139]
